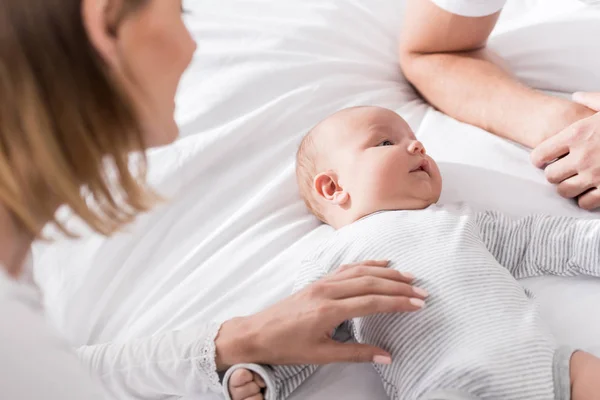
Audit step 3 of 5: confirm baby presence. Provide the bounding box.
[224,106,600,400]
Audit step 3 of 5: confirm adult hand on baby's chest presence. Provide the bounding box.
[531,92,600,211]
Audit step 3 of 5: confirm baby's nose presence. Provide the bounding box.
[408,140,426,155]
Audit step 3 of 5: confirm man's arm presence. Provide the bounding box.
[399,0,594,148]
[475,211,600,280]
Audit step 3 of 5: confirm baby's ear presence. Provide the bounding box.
[314,172,349,206]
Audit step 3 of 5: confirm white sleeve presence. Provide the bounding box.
[0,274,106,400]
[430,0,506,17]
[77,322,224,399]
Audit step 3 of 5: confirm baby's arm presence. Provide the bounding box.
[475,211,600,279]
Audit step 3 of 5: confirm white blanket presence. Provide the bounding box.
[33,1,600,399]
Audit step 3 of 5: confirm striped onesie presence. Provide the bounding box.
[223,204,600,400]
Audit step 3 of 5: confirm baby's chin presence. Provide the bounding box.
[412,197,438,210]
[430,180,443,203]
[414,179,442,207]
[401,188,441,210]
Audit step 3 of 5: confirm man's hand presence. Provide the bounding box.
[531,93,600,210]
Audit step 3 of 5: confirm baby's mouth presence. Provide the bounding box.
[410,159,430,175]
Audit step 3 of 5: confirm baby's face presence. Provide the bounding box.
[323,107,442,218]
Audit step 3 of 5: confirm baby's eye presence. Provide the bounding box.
[378,140,394,147]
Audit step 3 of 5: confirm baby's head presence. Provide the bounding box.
[296,106,442,229]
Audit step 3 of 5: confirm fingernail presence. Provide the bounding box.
[413,287,429,298]
[401,271,415,280]
[373,355,392,365]
[409,298,426,308]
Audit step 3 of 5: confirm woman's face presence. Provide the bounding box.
[89,0,197,147]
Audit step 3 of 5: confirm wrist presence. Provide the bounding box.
[214,316,260,371]
[533,97,596,147]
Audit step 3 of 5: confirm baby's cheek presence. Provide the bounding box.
[370,165,402,200]
[430,161,443,184]
[353,166,380,198]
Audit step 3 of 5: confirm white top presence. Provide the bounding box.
[0,267,106,399]
[0,262,224,399]
[430,0,507,17]
[77,320,223,398]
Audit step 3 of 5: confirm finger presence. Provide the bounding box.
[544,156,578,184]
[230,369,254,388]
[530,131,571,168]
[230,382,261,399]
[327,276,428,300]
[315,340,392,365]
[557,174,595,199]
[335,260,389,273]
[328,264,415,284]
[573,92,600,112]
[333,295,426,325]
[253,373,266,389]
[578,188,600,211]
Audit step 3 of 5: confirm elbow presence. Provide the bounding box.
[398,45,430,89]
[398,38,442,88]
[398,47,419,85]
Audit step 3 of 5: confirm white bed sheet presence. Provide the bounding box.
[32,1,600,399]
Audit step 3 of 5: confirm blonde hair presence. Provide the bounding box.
[0,0,155,238]
[296,129,327,222]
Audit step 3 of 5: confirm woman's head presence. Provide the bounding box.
[0,0,195,237]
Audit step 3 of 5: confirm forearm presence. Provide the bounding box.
[401,48,594,148]
[476,211,600,279]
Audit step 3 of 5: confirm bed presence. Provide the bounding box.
[33,1,600,399]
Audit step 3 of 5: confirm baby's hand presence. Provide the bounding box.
[228,368,266,400]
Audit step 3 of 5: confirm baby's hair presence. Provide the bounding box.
[297,106,372,223]
[296,128,326,222]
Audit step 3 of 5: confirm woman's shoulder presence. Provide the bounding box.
[0,270,106,399]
